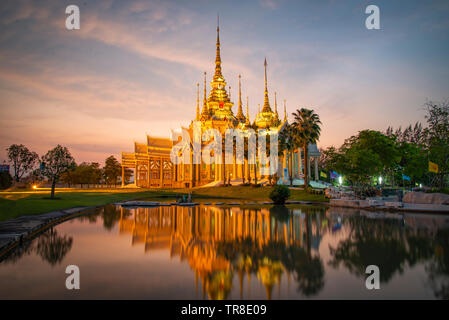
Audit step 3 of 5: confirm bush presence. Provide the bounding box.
[0,171,13,190]
[353,184,377,199]
[269,185,290,205]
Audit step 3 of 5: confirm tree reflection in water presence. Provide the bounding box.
[426,229,449,299]
[2,227,73,266]
[35,227,73,266]
[328,213,449,299]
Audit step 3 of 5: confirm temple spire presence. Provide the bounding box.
[236,75,245,122]
[196,82,200,120]
[283,99,287,122]
[201,72,209,120]
[214,14,222,80]
[239,76,242,107]
[229,86,231,99]
[262,58,272,113]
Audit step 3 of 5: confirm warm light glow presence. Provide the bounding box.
[32,185,37,190]
[379,176,383,184]
[338,176,342,185]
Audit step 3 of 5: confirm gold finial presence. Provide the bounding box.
[201,72,209,120]
[239,75,242,103]
[196,82,200,120]
[214,14,222,79]
[236,75,245,122]
[264,58,268,92]
[262,58,272,113]
[283,99,287,122]
[229,86,231,100]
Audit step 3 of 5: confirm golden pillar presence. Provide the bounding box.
[233,153,236,181]
[159,157,163,188]
[147,160,150,188]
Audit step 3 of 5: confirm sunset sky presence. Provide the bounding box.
[1,0,448,165]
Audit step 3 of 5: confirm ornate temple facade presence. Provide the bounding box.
[121,22,320,188]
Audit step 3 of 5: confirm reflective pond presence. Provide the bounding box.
[1,204,449,299]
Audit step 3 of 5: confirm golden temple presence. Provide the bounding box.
[121,20,320,187]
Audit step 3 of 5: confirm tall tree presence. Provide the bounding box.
[60,164,77,187]
[6,144,38,182]
[103,156,121,187]
[424,100,449,188]
[292,108,322,188]
[40,145,75,198]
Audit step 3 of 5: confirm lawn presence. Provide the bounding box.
[0,186,327,221]
[0,188,175,221]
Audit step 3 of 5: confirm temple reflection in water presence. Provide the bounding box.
[118,205,327,300]
[2,204,449,299]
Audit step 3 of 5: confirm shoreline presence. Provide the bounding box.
[330,199,449,214]
[0,206,100,259]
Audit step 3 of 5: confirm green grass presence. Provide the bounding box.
[0,186,327,222]
[0,189,176,221]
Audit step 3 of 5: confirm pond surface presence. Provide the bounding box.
[1,204,448,299]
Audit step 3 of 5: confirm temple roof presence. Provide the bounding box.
[146,135,173,149]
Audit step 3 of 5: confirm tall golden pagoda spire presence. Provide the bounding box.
[214,14,223,81]
[236,75,246,123]
[196,82,200,120]
[283,99,287,122]
[207,16,233,119]
[201,72,209,120]
[262,58,272,113]
[229,86,231,100]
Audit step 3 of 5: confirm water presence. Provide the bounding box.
[0,204,448,300]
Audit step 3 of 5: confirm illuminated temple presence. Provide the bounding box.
[121,21,320,188]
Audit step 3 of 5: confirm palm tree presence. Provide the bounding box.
[279,124,298,185]
[292,108,322,188]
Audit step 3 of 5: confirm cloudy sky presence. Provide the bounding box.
[0,0,448,165]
